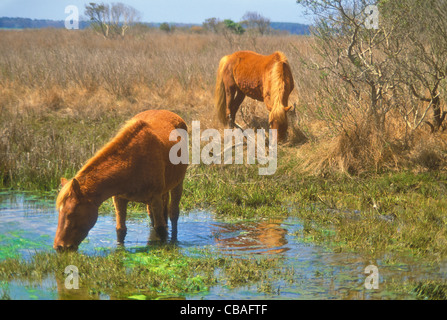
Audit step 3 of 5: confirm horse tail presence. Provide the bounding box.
[215,56,229,125]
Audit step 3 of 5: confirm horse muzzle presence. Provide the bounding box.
[54,243,78,253]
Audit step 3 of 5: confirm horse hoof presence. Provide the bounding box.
[116,229,127,244]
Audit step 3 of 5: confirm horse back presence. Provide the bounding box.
[228,51,290,101]
[133,109,187,141]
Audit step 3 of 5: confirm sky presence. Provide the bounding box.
[0,0,311,24]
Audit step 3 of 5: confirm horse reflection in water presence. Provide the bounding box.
[212,219,289,254]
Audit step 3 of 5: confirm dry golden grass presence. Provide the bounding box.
[0,28,445,188]
[0,28,313,121]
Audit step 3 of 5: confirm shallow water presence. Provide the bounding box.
[0,191,445,300]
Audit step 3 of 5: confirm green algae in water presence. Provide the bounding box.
[0,230,52,260]
[123,249,213,297]
[128,294,148,300]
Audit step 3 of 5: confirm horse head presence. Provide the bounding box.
[54,178,98,252]
[269,105,293,141]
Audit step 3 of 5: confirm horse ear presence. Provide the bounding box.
[60,177,68,187]
[71,178,83,199]
[284,105,293,112]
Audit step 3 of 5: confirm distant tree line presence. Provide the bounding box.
[270,22,309,35]
[0,15,310,35]
[0,17,91,29]
[0,6,310,37]
[202,12,274,35]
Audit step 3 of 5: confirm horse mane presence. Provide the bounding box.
[268,51,290,126]
[56,179,74,210]
[78,119,149,176]
[56,119,150,209]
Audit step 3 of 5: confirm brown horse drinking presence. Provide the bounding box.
[215,50,295,141]
[54,110,188,252]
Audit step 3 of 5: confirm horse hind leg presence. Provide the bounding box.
[232,90,246,129]
[225,85,238,128]
[162,193,169,225]
[228,89,245,129]
[169,183,183,241]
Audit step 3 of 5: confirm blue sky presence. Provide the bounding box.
[0,0,310,24]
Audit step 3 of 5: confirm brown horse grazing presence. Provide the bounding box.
[215,50,295,141]
[54,110,188,252]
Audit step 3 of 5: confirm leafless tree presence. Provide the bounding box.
[241,11,271,35]
[384,0,447,132]
[298,0,447,133]
[110,2,140,36]
[297,0,403,130]
[202,17,221,33]
[85,2,110,37]
[85,2,140,38]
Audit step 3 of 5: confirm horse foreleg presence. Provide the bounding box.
[148,196,168,241]
[113,196,129,245]
[148,194,168,226]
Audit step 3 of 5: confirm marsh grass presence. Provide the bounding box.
[412,281,447,300]
[1,29,446,299]
[1,29,446,189]
[0,247,294,299]
[182,164,289,218]
[0,109,130,190]
[180,147,446,262]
